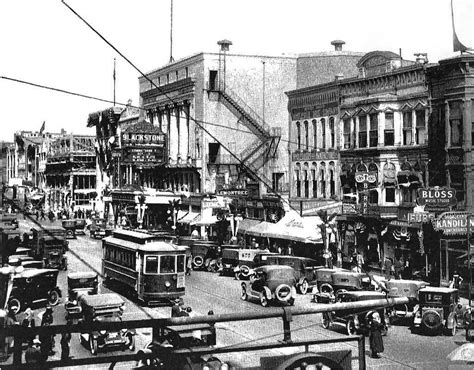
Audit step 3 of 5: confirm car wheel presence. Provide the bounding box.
[421,310,443,333]
[320,283,333,294]
[322,313,331,329]
[240,265,250,279]
[299,279,309,295]
[125,333,135,351]
[234,271,241,280]
[193,255,204,269]
[241,284,248,301]
[48,290,60,306]
[346,319,357,335]
[260,293,269,307]
[8,298,21,314]
[90,336,97,355]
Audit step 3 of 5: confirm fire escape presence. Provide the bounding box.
[212,40,281,181]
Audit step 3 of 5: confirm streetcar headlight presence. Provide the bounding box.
[202,366,210,370]
[165,281,171,288]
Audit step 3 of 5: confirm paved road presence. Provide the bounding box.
[5,217,474,369]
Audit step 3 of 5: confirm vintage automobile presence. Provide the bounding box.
[317,270,373,295]
[62,219,77,239]
[254,254,323,294]
[189,240,220,272]
[241,265,297,307]
[79,293,135,355]
[0,214,19,229]
[40,235,68,270]
[0,229,22,265]
[89,218,113,239]
[384,279,429,323]
[412,287,459,335]
[314,268,341,293]
[74,219,87,236]
[318,290,389,336]
[220,247,271,279]
[65,271,99,320]
[8,255,44,269]
[7,268,62,314]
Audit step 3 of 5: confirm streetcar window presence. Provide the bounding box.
[177,255,185,273]
[160,255,175,273]
[145,256,159,273]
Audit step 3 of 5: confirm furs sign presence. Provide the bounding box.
[416,186,456,210]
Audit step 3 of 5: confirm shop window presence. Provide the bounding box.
[343,118,351,149]
[416,110,426,144]
[304,121,309,150]
[329,117,335,148]
[321,118,326,149]
[312,120,317,149]
[358,116,367,148]
[403,111,413,145]
[369,113,378,147]
[384,112,394,146]
[385,187,395,203]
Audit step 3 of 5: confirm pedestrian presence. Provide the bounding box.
[383,257,393,279]
[40,306,55,358]
[171,298,183,317]
[186,254,192,276]
[60,319,72,361]
[449,270,464,289]
[25,339,42,364]
[191,227,200,239]
[287,243,293,256]
[22,307,36,347]
[368,311,384,359]
[394,256,404,279]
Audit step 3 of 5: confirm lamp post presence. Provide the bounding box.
[168,199,181,235]
[136,194,147,229]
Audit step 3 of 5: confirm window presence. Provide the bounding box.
[343,119,351,149]
[166,74,170,84]
[403,111,413,145]
[304,121,309,150]
[414,110,426,145]
[384,112,394,146]
[209,70,218,90]
[329,117,335,148]
[369,113,378,147]
[312,169,317,198]
[385,188,395,203]
[160,255,175,273]
[402,188,415,203]
[329,169,335,197]
[295,170,301,197]
[296,122,301,150]
[369,189,378,204]
[358,116,367,148]
[145,256,159,274]
[175,71,179,80]
[320,170,326,198]
[177,255,185,273]
[185,67,189,78]
[304,170,309,198]
[312,120,317,149]
[321,119,326,149]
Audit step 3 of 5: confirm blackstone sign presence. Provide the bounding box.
[432,211,473,235]
[417,186,457,211]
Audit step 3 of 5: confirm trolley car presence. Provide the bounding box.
[102,229,187,305]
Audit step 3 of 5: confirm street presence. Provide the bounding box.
[6,217,473,369]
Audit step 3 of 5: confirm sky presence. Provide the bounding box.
[0,0,469,142]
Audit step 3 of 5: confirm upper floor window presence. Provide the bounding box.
[296,122,301,150]
[415,110,427,145]
[321,119,326,149]
[175,71,179,80]
[343,118,351,149]
[403,111,413,145]
[384,112,394,146]
[329,117,335,148]
[312,120,317,150]
[358,116,367,148]
[369,113,378,147]
[304,121,309,150]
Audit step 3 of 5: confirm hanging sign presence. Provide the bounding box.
[417,186,457,210]
[432,211,473,235]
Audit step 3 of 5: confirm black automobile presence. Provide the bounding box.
[241,265,297,307]
[318,290,389,336]
[65,271,99,320]
[79,293,135,355]
[220,247,271,279]
[189,240,220,272]
[7,268,62,314]
[384,279,429,323]
[412,287,458,335]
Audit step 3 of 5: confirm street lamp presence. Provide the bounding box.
[168,199,181,235]
[136,194,147,229]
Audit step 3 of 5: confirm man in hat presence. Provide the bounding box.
[25,339,42,364]
[171,298,183,317]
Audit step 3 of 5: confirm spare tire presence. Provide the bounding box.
[421,309,443,332]
[193,255,204,268]
[275,284,292,301]
[240,265,251,278]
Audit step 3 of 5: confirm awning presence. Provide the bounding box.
[237,218,262,234]
[245,221,276,237]
[190,214,218,226]
[178,212,200,225]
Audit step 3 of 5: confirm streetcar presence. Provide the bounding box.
[102,229,188,305]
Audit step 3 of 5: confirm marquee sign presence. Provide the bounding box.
[432,211,473,235]
[417,186,456,210]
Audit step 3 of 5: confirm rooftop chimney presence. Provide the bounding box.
[414,53,428,64]
[331,40,345,51]
[217,39,232,52]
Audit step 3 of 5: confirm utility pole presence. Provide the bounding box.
[169,0,174,63]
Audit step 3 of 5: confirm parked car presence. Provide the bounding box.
[7,268,61,314]
[79,293,135,355]
[8,255,44,269]
[317,270,373,295]
[136,312,228,369]
[0,229,22,265]
[65,271,99,320]
[317,290,389,336]
[241,265,297,307]
[62,219,77,239]
[254,254,323,294]
[412,287,458,335]
[74,219,87,235]
[220,247,271,279]
[27,226,69,269]
[384,279,429,323]
[189,240,220,272]
[314,268,342,293]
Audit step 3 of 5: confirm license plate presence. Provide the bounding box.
[177,274,185,288]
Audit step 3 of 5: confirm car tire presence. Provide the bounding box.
[125,333,135,351]
[421,310,443,333]
[260,293,269,307]
[346,319,357,336]
[322,313,331,329]
[241,284,248,301]
[48,290,60,306]
[275,284,292,302]
[193,255,204,269]
[8,297,21,314]
[298,279,309,295]
[319,283,333,294]
[90,336,97,355]
[240,265,250,279]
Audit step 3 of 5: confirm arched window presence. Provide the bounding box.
[304,169,309,198]
[304,121,309,150]
[329,117,335,148]
[319,162,326,198]
[321,118,326,149]
[296,122,301,150]
[312,167,317,198]
[312,120,317,150]
[329,168,335,197]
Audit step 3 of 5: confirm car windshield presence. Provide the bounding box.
[69,278,97,289]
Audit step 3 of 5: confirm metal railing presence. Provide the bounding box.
[2,297,409,369]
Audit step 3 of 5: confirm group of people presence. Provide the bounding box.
[5,305,72,365]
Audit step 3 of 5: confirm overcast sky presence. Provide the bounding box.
[0,0,470,142]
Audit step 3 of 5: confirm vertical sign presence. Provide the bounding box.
[355,171,377,215]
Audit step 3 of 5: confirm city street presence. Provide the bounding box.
[5,217,472,369]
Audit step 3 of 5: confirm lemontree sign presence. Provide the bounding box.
[432,211,473,235]
[417,186,456,211]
